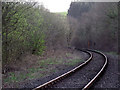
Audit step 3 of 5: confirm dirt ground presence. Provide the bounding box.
[2,49,88,88]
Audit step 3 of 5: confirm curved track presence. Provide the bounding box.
[33,49,108,90]
[82,49,108,89]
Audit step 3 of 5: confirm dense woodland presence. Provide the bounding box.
[2,2,118,73]
[68,2,118,51]
[2,2,69,72]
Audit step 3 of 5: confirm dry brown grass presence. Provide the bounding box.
[2,49,84,88]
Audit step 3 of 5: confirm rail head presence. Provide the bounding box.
[82,49,108,90]
[33,49,108,90]
[33,50,92,90]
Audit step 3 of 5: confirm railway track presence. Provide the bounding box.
[33,49,108,90]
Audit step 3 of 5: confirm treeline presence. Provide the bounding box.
[68,2,118,52]
[2,2,69,69]
[2,2,118,72]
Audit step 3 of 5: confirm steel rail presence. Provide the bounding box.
[33,50,93,90]
[82,49,108,90]
[33,49,108,90]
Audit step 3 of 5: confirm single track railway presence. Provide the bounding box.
[33,49,108,90]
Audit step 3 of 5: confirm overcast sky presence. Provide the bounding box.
[5,0,119,12]
[37,0,72,12]
[36,0,119,12]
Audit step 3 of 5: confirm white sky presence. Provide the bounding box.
[37,0,73,12]
[36,0,119,12]
[3,0,119,12]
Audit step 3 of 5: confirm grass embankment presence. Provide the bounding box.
[106,52,118,56]
[57,12,67,16]
[3,49,84,88]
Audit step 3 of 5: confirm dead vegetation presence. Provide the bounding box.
[2,49,85,88]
